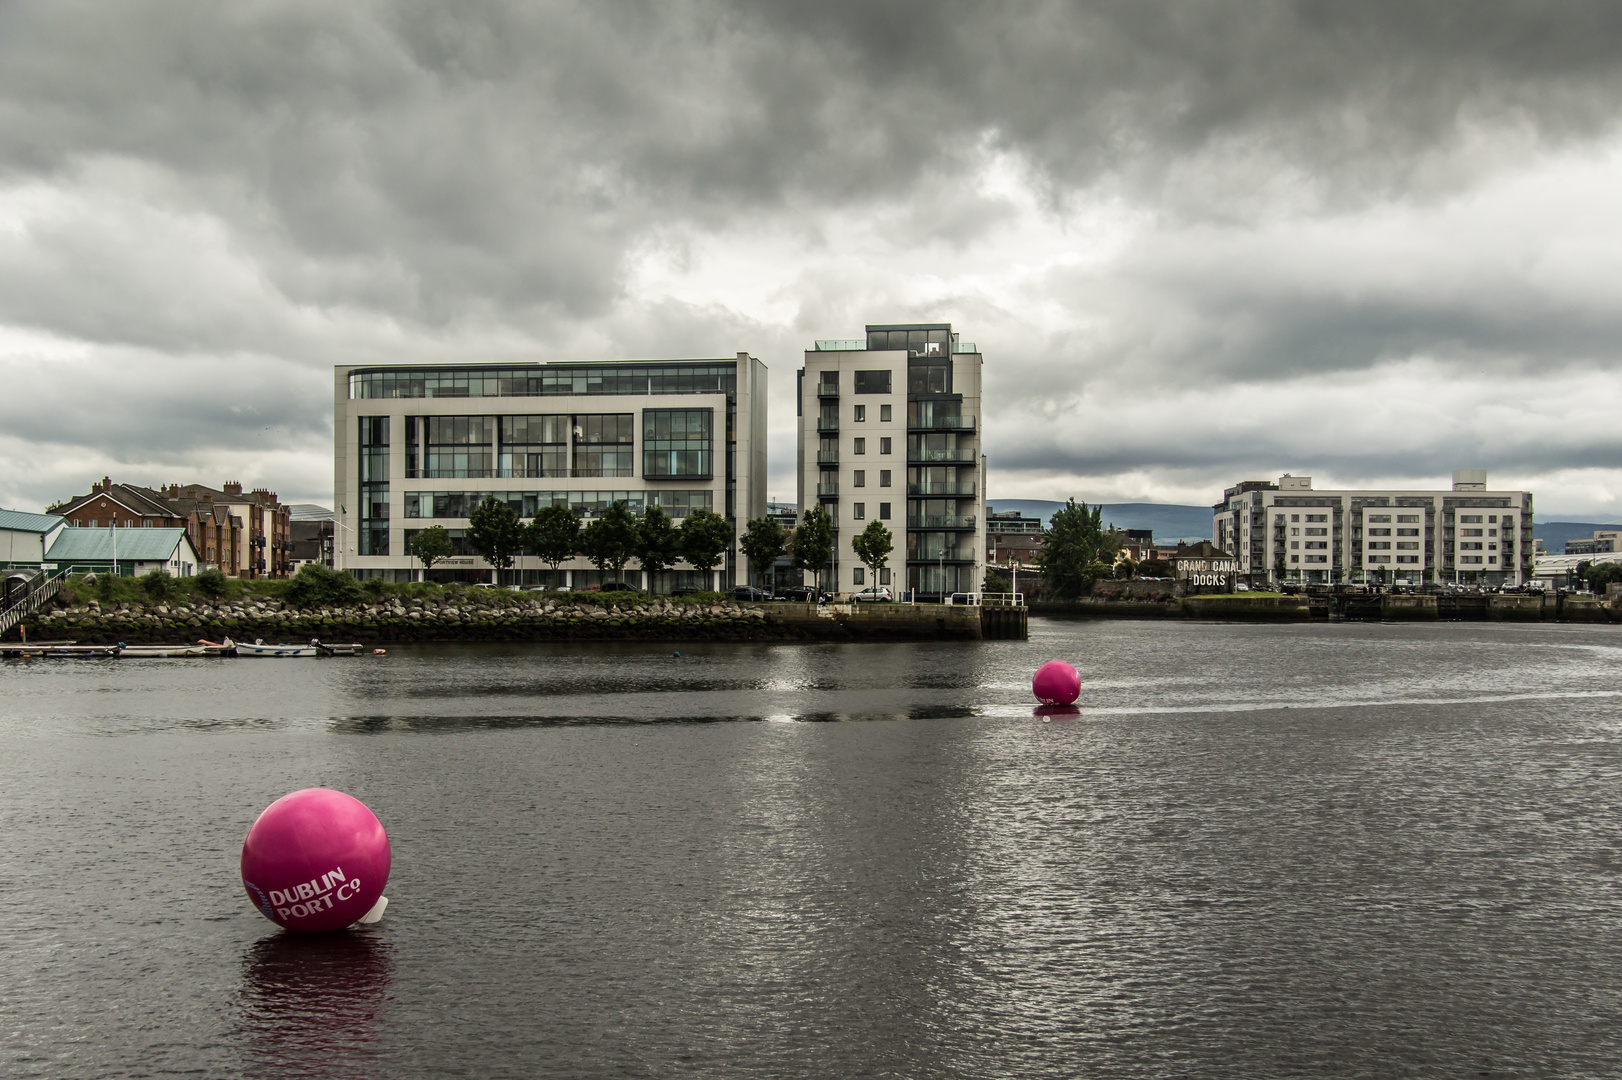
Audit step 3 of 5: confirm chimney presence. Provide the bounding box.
[223,481,243,496]
[96,476,111,492]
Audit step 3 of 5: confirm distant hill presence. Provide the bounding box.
[986,500,1213,543]
[1534,521,1622,554]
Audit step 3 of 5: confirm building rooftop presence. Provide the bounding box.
[47,527,191,561]
[0,508,66,533]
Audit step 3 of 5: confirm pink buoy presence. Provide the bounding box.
[241,788,390,932]
[1032,660,1081,706]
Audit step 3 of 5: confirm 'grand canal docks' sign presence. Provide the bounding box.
[1171,542,1238,594]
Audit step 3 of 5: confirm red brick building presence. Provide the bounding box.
[50,478,292,578]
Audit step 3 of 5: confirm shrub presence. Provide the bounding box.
[195,567,229,600]
[140,569,174,602]
[283,563,366,608]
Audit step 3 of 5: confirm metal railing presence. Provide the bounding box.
[907,515,977,529]
[813,340,864,351]
[0,569,65,639]
[816,450,839,465]
[817,484,839,497]
[816,384,840,398]
[816,418,840,433]
[907,416,976,432]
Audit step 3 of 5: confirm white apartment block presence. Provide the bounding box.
[334,357,768,587]
[797,323,986,599]
[1212,471,1533,586]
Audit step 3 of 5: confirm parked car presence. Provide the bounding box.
[776,585,821,602]
[585,582,639,593]
[670,586,706,598]
[853,585,893,603]
[731,585,770,602]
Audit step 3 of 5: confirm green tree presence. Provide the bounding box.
[140,568,173,602]
[1038,499,1123,599]
[526,504,580,583]
[1115,556,1136,580]
[791,505,835,591]
[740,516,787,589]
[407,525,456,581]
[467,496,525,587]
[983,568,1011,592]
[636,504,682,585]
[850,520,893,589]
[1584,561,1622,593]
[194,566,229,600]
[580,501,640,584]
[678,508,733,590]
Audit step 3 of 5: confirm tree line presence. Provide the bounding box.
[408,497,894,591]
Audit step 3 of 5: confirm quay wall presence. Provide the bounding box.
[20,595,989,645]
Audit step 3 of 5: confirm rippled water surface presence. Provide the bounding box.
[4,618,1622,1078]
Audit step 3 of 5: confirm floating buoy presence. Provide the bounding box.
[372,648,386,656]
[241,788,390,932]
[1032,660,1081,706]
[673,651,681,657]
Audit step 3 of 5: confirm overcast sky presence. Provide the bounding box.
[2,0,1621,519]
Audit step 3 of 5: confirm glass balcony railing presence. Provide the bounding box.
[816,418,839,433]
[817,483,839,497]
[813,340,865,351]
[816,450,839,465]
[906,448,978,464]
[906,516,977,530]
[907,415,975,432]
[816,383,839,399]
[907,482,976,497]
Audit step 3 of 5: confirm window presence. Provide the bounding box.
[88,518,97,528]
[879,470,891,487]
[878,502,891,520]
[1368,541,1391,550]
[1291,514,1300,522]
[1306,555,1328,563]
[1291,528,1300,536]
[879,568,890,585]
[1368,555,1390,563]
[1460,542,1484,550]
[1488,542,1497,550]
[854,404,867,422]
[1306,514,1328,522]
[1305,527,1328,537]
[854,502,865,520]
[879,437,891,455]
[907,361,950,394]
[1398,514,1420,523]
[1369,528,1391,536]
[1461,515,1483,523]
[1305,541,1328,549]
[1397,555,1419,564]
[641,409,710,478]
[1462,528,1483,537]
[1369,514,1391,523]
[498,415,567,478]
[1290,554,1300,562]
[880,404,892,422]
[1397,528,1419,537]
[1488,555,1497,563]
[1488,529,1497,537]
[422,416,492,478]
[854,470,866,487]
[854,370,892,394]
[853,567,865,585]
[359,415,391,555]
[854,438,866,454]
[1396,541,1419,550]
[1461,555,1484,564]
[1290,541,1299,549]
[1488,515,1498,523]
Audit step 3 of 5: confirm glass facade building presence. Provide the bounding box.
[335,356,767,586]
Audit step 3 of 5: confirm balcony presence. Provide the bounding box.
[817,483,839,497]
[816,418,839,434]
[816,383,840,399]
[907,482,976,497]
[816,450,839,465]
[813,340,864,351]
[906,448,978,465]
[570,466,635,478]
[907,515,978,530]
[907,415,976,433]
[908,549,974,563]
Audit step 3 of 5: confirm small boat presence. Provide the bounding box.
[236,638,319,658]
[316,642,365,656]
[117,644,213,658]
[2,644,119,658]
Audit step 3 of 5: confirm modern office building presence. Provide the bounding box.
[1565,531,1620,556]
[334,356,768,587]
[797,323,985,599]
[1212,471,1534,586]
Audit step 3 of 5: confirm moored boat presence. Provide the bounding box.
[116,643,214,658]
[236,638,320,658]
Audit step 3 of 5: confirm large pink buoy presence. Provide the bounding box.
[1032,660,1081,706]
[241,788,390,932]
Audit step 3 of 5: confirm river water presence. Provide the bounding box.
[3,618,1621,1078]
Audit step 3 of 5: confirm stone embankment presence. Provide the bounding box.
[23,593,991,644]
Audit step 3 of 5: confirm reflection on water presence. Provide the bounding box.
[236,931,394,1079]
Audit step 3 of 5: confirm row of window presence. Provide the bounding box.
[400,489,715,519]
[350,364,737,400]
